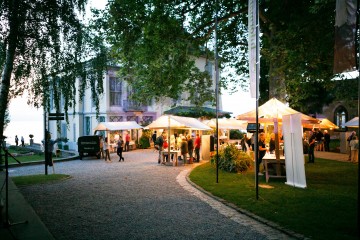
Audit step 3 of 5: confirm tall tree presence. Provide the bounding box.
[100,0,338,113]
[0,0,107,141]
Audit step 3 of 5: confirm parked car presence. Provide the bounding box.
[77,135,101,160]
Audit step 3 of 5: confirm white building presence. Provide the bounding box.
[48,56,222,151]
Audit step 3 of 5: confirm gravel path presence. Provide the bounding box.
[9,149,294,240]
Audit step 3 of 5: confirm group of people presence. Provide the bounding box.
[14,135,25,147]
[304,129,331,163]
[100,134,128,163]
[154,131,201,165]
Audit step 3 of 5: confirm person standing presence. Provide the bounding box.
[125,132,130,152]
[323,130,330,152]
[347,131,356,161]
[117,136,124,161]
[349,135,358,163]
[180,137,188,165]
[187,135,194,163]
[194,134,201,162]
[269,133,276,154]
[157,133,164,164]
[152,131,157,146]
[21,136,25,147]
[104,137,111,162]
[99,136,104,158]
[257,133,267,175]
[308,130,316,163]
[15,135,19,146]
[42,132,59,167]
[315,129,324,151]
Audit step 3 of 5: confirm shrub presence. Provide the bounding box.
[210,144,252,173]
[138,135,150,149]
[230,129,244,140]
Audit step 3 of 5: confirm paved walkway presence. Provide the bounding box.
[0,149,350,239]
[314,150,350,162]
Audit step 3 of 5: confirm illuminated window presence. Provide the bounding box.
[334,106,347,130]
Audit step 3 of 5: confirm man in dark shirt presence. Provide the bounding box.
[323,130,330,152]
[308,130,316,163]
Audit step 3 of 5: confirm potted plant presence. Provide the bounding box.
[29,134,34,146]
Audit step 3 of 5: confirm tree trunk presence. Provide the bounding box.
[0,44,17,141]
[0,0,19,140]
[268,68,286,102]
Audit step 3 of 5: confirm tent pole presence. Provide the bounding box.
[255,0,260,200]
[357,2,360,232]
[214,0,220,183]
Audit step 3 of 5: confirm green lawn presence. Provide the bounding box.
[189,158,358,240]
[11,174,71,186]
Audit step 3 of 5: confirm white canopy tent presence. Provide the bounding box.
[93,121,143,132]
[204,118,247,130]
[93,121,143,150]
[145,115,211,130]
[236,97,319,125]
[344,117,358,128]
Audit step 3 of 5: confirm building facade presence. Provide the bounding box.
[49,56,220,150]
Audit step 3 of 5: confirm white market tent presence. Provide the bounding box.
[145,115,211,130]
[344,117,359,128]
[236,97,319,125]
[93,121,143,133]
[204,118,247,130]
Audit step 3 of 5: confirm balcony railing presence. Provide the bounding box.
[122,100,147,112]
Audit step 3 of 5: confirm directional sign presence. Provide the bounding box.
[48,117,64,121]
[48,113,64,121]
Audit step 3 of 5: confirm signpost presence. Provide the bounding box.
[44,112,64,175]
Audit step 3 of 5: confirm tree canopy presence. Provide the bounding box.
[0,0,108,140]
[98,0,340,114]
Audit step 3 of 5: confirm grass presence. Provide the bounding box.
[11,174,71,186]
[3,147,62,164]
[189,158,358,240]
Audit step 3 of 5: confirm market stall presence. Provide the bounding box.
[236,98,317,188]
[93,121,143,151]
[145,115,211,165]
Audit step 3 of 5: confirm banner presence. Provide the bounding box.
[283,113,307,188]
[248,0,259,98]
[333,0,357,74]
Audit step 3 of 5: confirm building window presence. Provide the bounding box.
[205,60,213,78]
[99,116,105,123]
[61,123,67,139]
[110,77,122,106]
[142,116,153,125]
[334,106,347,130]
[110,116,123,122]
[85,117,91,135]
[127,116,137,122]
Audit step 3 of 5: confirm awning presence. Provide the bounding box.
[93,121,143,132]
[145,115,211,130]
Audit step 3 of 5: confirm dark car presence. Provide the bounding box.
[77,135,101,160]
